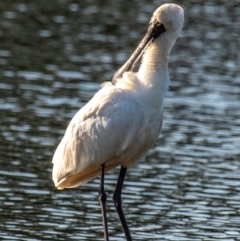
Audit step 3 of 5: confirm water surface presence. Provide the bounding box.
[0,0,240,240]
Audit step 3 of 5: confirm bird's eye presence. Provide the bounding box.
[156,22,162,28]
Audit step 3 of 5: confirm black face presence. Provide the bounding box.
[112,18,166,83]
[149,18,166,41]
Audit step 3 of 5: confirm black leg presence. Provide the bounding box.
[113,166,132,241]
[99,164,109,241]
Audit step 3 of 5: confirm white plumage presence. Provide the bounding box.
[52,3,184,190]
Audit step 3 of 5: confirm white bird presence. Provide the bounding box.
[52,3,184,241]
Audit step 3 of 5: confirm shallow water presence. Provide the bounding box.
[0,0,240,240]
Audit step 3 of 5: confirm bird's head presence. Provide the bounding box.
[152,3,184,41]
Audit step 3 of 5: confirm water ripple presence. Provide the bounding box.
[0,0,240,240]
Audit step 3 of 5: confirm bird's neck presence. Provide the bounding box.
[137,40,171,99]
[142,40,170,67]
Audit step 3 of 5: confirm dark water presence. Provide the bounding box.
[0,0,240,240]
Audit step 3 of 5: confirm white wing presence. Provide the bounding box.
[52,81,163,188]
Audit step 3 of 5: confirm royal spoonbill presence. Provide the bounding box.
[52,3,184,241]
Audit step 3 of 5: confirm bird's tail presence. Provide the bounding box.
[56,160,121,189]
